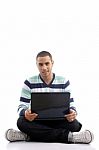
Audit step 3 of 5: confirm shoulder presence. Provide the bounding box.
[23,75,40,87]
[54,74,69,84]
[25,75,40,83]
[25,74,42,84]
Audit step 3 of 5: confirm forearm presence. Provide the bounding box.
[17,101,30,116]
[69,98,77,113]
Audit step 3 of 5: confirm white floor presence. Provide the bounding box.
[0,140,97,150]
[0,131,98,150]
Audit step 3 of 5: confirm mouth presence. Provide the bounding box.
[42,71,48,75]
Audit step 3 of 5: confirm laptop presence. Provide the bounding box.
[31,92,70,120]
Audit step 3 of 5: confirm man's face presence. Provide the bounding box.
[36,56,54,79]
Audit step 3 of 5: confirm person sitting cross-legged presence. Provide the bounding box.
[5,51,94,144]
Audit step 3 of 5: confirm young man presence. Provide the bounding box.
[5,51,94,143]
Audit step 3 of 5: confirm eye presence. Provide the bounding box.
[45,62,50,66]
[39,63,43,66]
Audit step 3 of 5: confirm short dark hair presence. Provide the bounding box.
[36,51,52,60]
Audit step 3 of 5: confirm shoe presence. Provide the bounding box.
[68,130,94,144]
[5,129,27,142]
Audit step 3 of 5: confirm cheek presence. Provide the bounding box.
[39,68,42,72]
[50,66,53,70]
[37,67,42,72]
[37,66,42,70]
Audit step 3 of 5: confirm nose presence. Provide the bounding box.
[42,64,47,70]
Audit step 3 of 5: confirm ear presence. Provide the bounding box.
[36,61,38,67]
[52,60,54,65]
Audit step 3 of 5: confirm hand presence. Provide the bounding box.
[64,109,77,122]
[25,109,38,121]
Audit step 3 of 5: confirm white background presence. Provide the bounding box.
[0,0,99,146]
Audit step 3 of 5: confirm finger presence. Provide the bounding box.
[30,113,38,120]
[25,109,31,115]
[64,113,71,117]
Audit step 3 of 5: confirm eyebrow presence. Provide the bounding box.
[38,62,50,65]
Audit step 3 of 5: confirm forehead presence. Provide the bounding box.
[36,56,52,63]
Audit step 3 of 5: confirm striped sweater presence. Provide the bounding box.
[18,73,76,116]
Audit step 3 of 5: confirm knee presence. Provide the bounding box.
[69,120,82,132]
[17,116,25,130]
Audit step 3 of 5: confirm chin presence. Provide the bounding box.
[42,73,49,77]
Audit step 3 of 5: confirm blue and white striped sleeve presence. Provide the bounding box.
[63,79,77,113]
[17,79,31,116]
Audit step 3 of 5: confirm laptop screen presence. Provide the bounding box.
[31,92,70,120]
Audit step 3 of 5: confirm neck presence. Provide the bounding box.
[40,73,53,85]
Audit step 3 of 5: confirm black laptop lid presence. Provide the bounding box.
[31,92,70,120]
